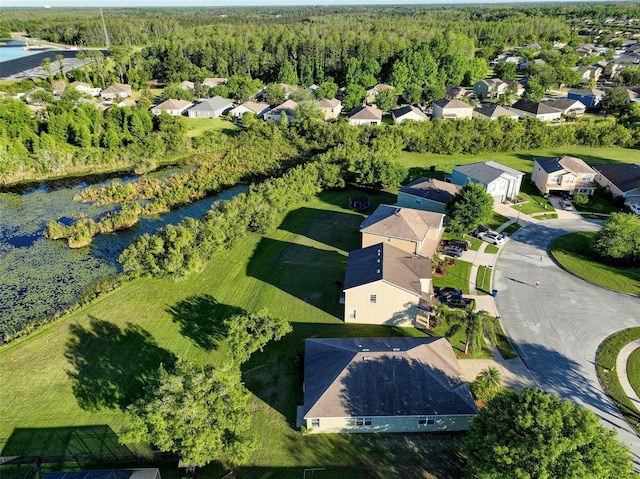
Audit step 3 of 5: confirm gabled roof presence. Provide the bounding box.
[303,337,477,418]
[102,83,131,94]
[349,105,383,120]
[510,99,560,115]
[202,77,227,87]
[399,177,461,204]
[433,98,473,109]
[473,105,519,119]
[316,98,341,109]
[343,242,432,294]
[235,101,270,114]
[534,155,595,175]
[391,105,428,120]
[188,96,233,112]
[265,99,298,116]
[454,161,524,184]
[593,164,640,193]
[368,83,395,92]
[542,99,586,111]
[179,80,195,90]
[360,205,444,243]
[568,87,605,97]
[153,99,192,110]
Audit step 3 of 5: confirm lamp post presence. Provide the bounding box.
[516,203,522,224]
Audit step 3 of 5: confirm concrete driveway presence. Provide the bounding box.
[493,218,640,467]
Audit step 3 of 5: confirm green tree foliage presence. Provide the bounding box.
[462,388,634,479]
[446,182,493,235]
[374,88,397,112]
[277,60,299,85]
[590,212,640,264]
[447,308,496,355]
[470,366,502,403]
[572,192,589,206]
[523,78,545,102]
[224,311,292,364]
[601,87,631,114]
[494,62,518,81]
[403,84,422,105]
[619,67,640,87]
[264,83,286,106]
[343,84,366,111]
[160,83,195,101]
[316,81,338,100]
[124,360,254,467]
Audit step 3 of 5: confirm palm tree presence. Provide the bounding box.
[56,54,65,78]
[471,366,502,403]
[41,57,52,83]
[447,306,496,355]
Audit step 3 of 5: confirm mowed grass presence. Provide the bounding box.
[433,259,472,295]
[550,232,640,295]
[628,347,640,398]
[0,188,467,479]
[184,117,241,138]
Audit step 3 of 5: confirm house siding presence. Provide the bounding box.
[304,414,475,434]
[432,105,473,119]
[361,233,420,255]
[396,192,448,213]
[343,281,422,326]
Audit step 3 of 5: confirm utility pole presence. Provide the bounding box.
[100,8,110,49]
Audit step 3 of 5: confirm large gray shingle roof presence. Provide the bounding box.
[399,177,461,204]
[594,164,640,193]
[454,161,523,185]
[303,337,477,418]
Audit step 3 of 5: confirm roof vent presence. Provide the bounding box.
[362,348,369,352]
[364,356,371,361]
[394,356,402,361]
[377,258,380,263]
[377,249,381,256]
[376,269,381,274]
[392,348,400,351]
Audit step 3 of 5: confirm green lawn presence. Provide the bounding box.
[628,347,640,398]
[428,309,492,360]
[484,245,499,255]
[575,191,626,215]
[433,259,473,295]
[511,175,554,214]
[596,328,640,436]
[493,320,518,360]
[485,211,510,230]
[551,232,640,295]
[0,189,467,479]
[184,117,241,137]
[502,222,521,236]
[475,265,493,294]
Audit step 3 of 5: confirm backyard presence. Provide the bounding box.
[0,188,469,479]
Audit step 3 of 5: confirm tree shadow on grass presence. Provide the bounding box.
[65,316,176,412]
[166,294,244,351]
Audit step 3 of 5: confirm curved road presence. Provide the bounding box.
[494,218,640,468]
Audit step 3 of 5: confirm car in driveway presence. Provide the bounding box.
[478,232,505,246]
[559,199,573,210]
[443,239,470,251]
[441,245,463,258]
[440,296,474,309]
[628,203,640,216]
[470,224,490,237]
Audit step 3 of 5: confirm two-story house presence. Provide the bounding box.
[432,98,474,119]
[450,161,524,203]
[531,155,597,196]
[473,78,509,99]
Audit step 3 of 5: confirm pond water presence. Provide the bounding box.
[0,172,247,335]
[0,40,45,62]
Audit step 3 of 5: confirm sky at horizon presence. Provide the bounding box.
[1,0,614,8]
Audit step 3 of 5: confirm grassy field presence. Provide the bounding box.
[502,222,521,236]
[0,188,469,479]
[575,192,626,215]
[484,211,510,231]
[484,245,499,255]
[628,347,640,398]
[475,265,492,295]
[493,320,518,360]
[433,259,473,295]
[184,117,241,138]
[596,328,640,436]
[550,232,640,295]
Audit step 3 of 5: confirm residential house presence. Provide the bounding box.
[396,177,461,213]
[187,96,234,119]
[316,98,343,120]
[625,86,640,103]
[542,99,586,117]
[150,99,193,116]
[302,336,477,434]
[202,78,227,88]
[444,86,466,99]
[473,78,509,99]
[506,99,563,122]
[229,101,270,119]
[505,80,525,97]
[263,99,298,122]
[100,83,132,101]
[496,56,527,71]
[567,87,605,108]
[451,161,524,203]
[472,105,520,121]
[342,242,435,327]
[179,80,195,91]
[117,98,136,107]
[348,105,383,125]
[366,83,395,101]
[593,164,640,204]
[611,54,640,78]
[391,105,428,124]
[69,81,101,97]
[432,98,474,119]
[531,155,597,196]
[576,65,603,83]
[359,204,445,258]
[43,470,161,479]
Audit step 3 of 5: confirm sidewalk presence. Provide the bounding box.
[616,340,640,414]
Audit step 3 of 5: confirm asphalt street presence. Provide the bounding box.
[494,218,640,468]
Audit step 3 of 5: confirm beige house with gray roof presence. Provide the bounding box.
[532,155,597,196]
[316,98,342,120]
[348,105,383,125]
[343,242,435,327]
[359,205,444,258]
[302,336,477,434]
[432,98,474,119]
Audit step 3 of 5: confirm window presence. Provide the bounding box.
[551,175,561,184]
[354,417,372,426]
[564,176,574,184]
[311,418,320,428]
[415,198,421,204]
[349,310,356,319]
[582,174,591,181]
[418,416,436,426]
[370,294,377,304]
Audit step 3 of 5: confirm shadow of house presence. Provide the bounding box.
[246,237,347,317]
[277,207,364,253]
[65,317,176,412]
[0,425,133,464]
[166,295,243,351]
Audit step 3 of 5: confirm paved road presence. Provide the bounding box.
[493,218,640,468]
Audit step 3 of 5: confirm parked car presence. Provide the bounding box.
[443,239,470,251]
[559,200,573,210]
[441,245,463,258]
[629,203,640,216]
[440,296,474,309]
[470,224,490,237]
[478,232,505,246]
[434,287,462,299]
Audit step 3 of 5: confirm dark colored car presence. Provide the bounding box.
[441,245,463,258]
[435,287,463,298]
[441,297,474,309]
[443,239,470,251]
[470,225,490,237]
